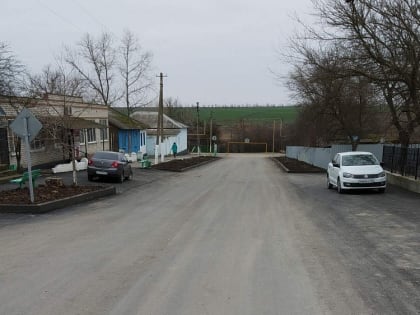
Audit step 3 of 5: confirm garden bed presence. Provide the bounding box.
[152,156,220,172]
[272,156,325,173]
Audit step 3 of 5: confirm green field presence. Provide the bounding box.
[178,106,298,125]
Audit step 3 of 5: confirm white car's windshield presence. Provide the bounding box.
[342,154,379,166]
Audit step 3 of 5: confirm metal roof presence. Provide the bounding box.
[38,116,105,129]
[131,111,188,129]
[108,108,149,130]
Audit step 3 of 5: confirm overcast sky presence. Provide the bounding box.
[2,0,315,106]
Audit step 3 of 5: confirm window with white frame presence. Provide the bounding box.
[86,128,96,143]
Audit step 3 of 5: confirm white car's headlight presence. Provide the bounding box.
[379,171,386,177]
[343,172,353,178]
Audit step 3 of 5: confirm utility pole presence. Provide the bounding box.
[279,118,283,153]
[272,120,275,153]
[155,73,167,164]
[196,102,200,156]
[209,111,213,153]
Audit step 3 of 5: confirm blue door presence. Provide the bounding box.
[118,130,141,153]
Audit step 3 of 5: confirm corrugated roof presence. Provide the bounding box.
[39,116,104,129]
[108,108,149,130]
[63,117,105,129]
[147,129,179,136]
[131,111,188,129]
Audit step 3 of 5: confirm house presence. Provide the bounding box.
[0,94,109,169]
[108,108,149,156]
[131,111,188,156]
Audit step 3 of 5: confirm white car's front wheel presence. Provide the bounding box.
[337,178,344,194]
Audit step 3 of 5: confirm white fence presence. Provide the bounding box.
[286,144,384,170]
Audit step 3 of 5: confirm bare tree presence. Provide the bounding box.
[0,42,27,170]
[282,0,419,165]
[164,97,180,117]
[119,30,153,117]
[0,42,25,96]
[287,46,380,150]
[65,32,116,106]
[313,0,420,148]
[28,64,87,98]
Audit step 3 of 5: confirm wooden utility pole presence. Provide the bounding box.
[209,111,213,153]
[272,120,275,153]
[156,73,167,163]
[196,102,200,156]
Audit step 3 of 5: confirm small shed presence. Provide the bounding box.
[108,108,149,155]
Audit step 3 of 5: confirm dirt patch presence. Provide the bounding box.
[152,156,220,172]
[0,185,103,205]
[273,156,325,173]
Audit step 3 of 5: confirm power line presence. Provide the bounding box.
[35,0,83,32]
[71,0,109,31]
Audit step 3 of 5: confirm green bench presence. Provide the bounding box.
[10,169,42,189]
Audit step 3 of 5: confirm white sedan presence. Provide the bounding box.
[327,151,386,193]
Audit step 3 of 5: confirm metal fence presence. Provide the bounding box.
[382,145,420,179]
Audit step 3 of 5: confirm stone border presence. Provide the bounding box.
[0,186,116,214]
[177,157,221,172]
[271,157,291,172]
[152,157,220,172]
[271,157,324,173]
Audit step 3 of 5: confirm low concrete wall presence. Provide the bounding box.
[0,186,116,214]
[386,172,420,194]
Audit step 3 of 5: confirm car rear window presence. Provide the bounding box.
[342,154,379,166]
[93,152,118,160]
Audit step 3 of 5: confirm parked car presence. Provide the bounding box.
[87,151,133,183]
[327,151,386,193]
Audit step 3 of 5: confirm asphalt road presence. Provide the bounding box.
[0,154,419,314]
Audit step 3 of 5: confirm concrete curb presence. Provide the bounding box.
[0,186,116,214]
[152,157,220,172]
[177,157,221,172]
[386,172,420,194]
[271,157,291,173]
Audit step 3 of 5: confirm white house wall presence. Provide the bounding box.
[146,128,188,157]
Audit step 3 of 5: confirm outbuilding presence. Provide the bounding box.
[131,111,188,157]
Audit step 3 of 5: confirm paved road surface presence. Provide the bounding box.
[0,154,419,314]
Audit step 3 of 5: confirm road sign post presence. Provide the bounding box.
[9,108,42,203]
